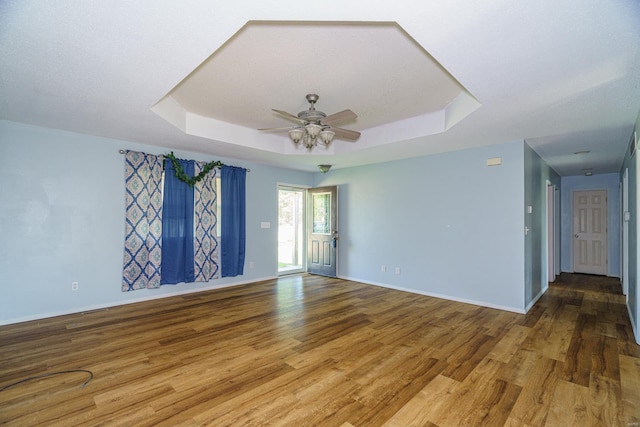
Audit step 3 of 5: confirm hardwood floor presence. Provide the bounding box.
[1,273,639,426]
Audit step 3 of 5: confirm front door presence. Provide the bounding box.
[573,189,608,275]
[307,186,338,277]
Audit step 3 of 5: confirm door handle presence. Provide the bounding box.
[574,234,579,238]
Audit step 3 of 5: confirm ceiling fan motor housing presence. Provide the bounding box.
[298,94,326,124]
[297,109,326,123]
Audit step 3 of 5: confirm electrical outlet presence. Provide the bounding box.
[71,281,79,291]
[381,265,386,272]
[395,267,401,275]
[249,261,255,269]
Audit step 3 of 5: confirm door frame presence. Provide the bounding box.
[277,183,309,276]
[622,168,629,298]
[547,182,556,283]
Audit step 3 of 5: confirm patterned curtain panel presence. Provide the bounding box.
[122,151,164,291]
[193,161,219,281]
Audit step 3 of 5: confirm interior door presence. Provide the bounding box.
[307,186,338,277]
[572,189,608,275]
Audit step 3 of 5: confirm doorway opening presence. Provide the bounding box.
[278,186,306,275]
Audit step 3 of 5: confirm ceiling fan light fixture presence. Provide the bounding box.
[303,136,316,149]
[305,123,322,139]
[319,129,335,145]
[291,124,334,150]
[288,128,304,144]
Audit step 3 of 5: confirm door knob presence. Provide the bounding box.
[574,234,579,238]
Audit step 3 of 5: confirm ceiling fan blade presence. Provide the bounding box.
[272,109,306,125]
[323,109,357,125]
[331,126,361,141]
[258,126,292,132]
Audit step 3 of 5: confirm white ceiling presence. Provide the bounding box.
[1,1,639,175]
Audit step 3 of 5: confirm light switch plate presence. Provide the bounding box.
[260,222,270,229]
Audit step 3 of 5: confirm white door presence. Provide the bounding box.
[572,190,608,275]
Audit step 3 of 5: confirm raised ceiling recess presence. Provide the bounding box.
[152,21,480,156]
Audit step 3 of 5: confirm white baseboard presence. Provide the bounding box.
[0,275,277,326]
[338,275,526,314]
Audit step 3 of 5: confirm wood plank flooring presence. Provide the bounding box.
[1,273,639,426]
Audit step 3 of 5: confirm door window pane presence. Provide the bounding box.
[312,192,331,234]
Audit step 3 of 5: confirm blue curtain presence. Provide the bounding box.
[161,158,195,284]
[221,165,246,277]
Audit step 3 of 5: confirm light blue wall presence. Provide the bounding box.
[314,140,527,312]
[0,120,563,323]
[524,143,561,308]
[560,173,621,277]
[0,121,313,324]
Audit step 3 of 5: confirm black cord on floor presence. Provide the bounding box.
[0,369,94,392]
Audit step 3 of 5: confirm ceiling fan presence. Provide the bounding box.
[259,94,360,149]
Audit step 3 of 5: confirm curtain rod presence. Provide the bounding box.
[119,149,250,172]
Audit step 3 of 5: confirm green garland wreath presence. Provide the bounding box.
[165,152,224,188]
